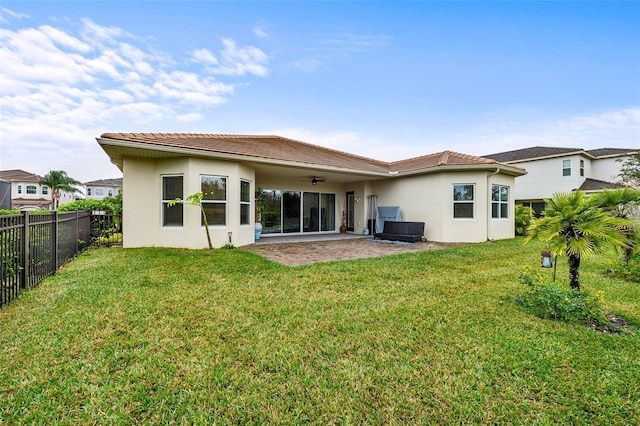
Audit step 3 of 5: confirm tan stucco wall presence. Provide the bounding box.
[122,157,255,249]
[122,156,516,248]
[372,171,516,243]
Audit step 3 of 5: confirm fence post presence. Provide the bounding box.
[20,211,29,290]
[53,210,59,272]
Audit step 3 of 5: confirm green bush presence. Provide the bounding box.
[606,252,640,282]
[514,205,534,236]
[57,199,118,213]
[515,270,606,324]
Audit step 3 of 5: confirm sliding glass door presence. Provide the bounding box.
[283,191,301,233]
[260,189,336,234]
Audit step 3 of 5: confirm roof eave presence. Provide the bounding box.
[390,164,527,177]
[505,150,595,164]
[97,137,391,178]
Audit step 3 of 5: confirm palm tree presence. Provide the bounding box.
[39,170,82,210]
[525,191,629,291]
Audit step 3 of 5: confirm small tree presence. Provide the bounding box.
[525,191,629,291]
[515,204,534,236]
[617,153,640,187]
[39,170,83,210]
[591,188,640,265]
[168,192,213,249]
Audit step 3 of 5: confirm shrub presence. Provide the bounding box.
[515,270,606,324]
[58,199,116,213]
[514,205,534,236]
[605,251,640,282]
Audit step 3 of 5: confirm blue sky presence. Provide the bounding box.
[1,1,639,182]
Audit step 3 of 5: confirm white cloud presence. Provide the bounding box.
[177,113,204,122]
[264,127,377,156]
[450,108,640,157]
[191,48,218,65]
[251,21,271,38]
[212,38,269,76]
[0,15,270,181]
[1,8,30,22]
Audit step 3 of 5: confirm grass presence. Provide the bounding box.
[1,238,638,424]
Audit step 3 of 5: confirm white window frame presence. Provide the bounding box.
[17,185,22,194]
[240,180,251,226]
[453,184,475,219]
[580,159,584,177]
[491,185,509,219]
[26,185,37,194]
[87,188,92,196]
[201,175,227,226]
[562,159,571,176]
[42,186,49,195]
[95,188,104,196]
[161,175,184,227]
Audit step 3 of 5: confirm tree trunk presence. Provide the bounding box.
[200,206,213,249]
[568,253,581,291]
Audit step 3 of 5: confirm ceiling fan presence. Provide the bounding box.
[302,176,327,186]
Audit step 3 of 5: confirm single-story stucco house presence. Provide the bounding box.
[96,133,526,249]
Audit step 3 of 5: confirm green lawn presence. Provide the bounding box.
[1,238,638,424]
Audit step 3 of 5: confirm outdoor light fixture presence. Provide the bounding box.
[228,231,232,245]
[541,250,553,268]
[312,177,318,185]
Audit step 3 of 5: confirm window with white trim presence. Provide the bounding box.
[42,186,49,195]
[580,159,584,177]
[201,175,227,226]
[17,185,22,194]
[240,180,251,225]
[491,185,509,219]
[87,188,92,196]
[162,175,183,227]
[95,188,104,196]
[108,188,113,196]
[453,184,474,218]
[26,185,37,194]
[562,159,571,176]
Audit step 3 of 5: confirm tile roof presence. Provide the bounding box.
[586,148,638,158]
[483,146,583,162]
[0,169,43,182]
[100,133,390,173]
[390,150,505,173]
[484,146,638,163]
[99,133,524,176]
[84,178,123,186]
[577,178,625,191]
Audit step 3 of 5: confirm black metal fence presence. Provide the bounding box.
[0,210,122,308]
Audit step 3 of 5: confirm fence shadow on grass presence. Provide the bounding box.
[0,210,122,308]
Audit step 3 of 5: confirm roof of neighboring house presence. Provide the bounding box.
[84,178,123,186]
[586,148,638,158]
[577,178,625,192]
[98,133,526,177]
[483,146,638,163]
[0,169,43,183]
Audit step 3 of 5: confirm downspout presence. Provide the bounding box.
[487,168,500,241]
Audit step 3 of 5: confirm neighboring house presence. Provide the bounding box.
[0,169,78,211]
[483,147,637,215]
[85,178,123,200]
[97,133,526,249]
[0,179,11,210]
